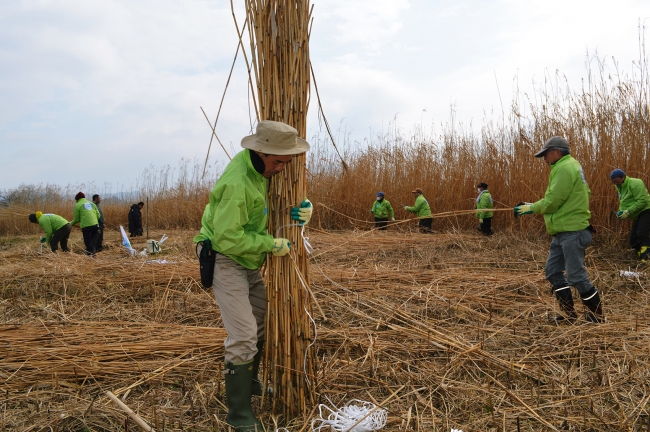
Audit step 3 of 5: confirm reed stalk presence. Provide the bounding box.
[242,0,316,419]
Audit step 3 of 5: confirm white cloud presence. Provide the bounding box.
[1,0,649,189]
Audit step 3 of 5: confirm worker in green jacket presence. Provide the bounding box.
[610,168,650,261]
[404,188,432,232]
[28,212,71,252]
[70,192,100,256]
[515,136,603,323]
[475,182,494,236]
[194,120,312,432]
[370,191,395,230]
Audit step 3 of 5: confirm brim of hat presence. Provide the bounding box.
[240,134,310,155]
[533,148,548,157]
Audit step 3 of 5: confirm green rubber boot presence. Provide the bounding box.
[251,340,264,396]
[224,361,263,431]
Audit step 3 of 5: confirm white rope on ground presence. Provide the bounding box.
[310,399,388,432]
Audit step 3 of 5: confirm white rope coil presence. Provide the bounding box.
[311,399,388,432]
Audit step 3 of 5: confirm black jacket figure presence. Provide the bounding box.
[128,203,143,237]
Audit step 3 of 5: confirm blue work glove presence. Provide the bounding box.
[40,237,47,243]
[272,238,291,257]
[291,198,313,225]
[514,202,533,219]
[617,209,630,220]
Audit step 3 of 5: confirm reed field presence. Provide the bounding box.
[1,227,649,431]
[2,56,649,238]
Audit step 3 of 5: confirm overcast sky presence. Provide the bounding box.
[1,0,648,191]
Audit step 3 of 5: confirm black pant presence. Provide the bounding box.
[50,224,71,252]
[81,225,99,255]
[630,209,650,251]
[94,225,104,252]
[374,217,388,230]
[479,217,493,236]
[130,228,143,237]
[419,217,432,233]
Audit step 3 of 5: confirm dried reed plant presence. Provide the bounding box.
[240,0,317,419]
[308,54,650,236]
[2,229,650,431]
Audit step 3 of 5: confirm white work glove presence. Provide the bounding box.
[272,238,291,257]
[478,218,484,224]
[617,209,630,220]
[291,198,313,225]
[391,217,395,221]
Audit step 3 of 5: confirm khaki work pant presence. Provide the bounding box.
[212,254,266,364]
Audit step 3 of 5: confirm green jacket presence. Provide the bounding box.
[371,199,394,219]
[531,155,591,235]
[476,190,494,219]
[194,149,275,270]
[38,213,70,243]
[406,194,432,218]
[70,198,100,228]
[615,176,650,220]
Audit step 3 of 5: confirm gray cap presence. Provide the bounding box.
[534,136,570,158]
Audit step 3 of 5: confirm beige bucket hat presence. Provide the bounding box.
[241,120,310,155]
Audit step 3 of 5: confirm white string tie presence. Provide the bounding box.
[302,225,313,254]
[311,399,387,432]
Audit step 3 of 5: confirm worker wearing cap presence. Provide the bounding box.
[194,120,312,431]
[514,136,603,323]
[370,191,395,230]
[70,192,101,256]
[404,188,432,232]
[28,212,71,252]
[610,168,650,261]
[475,182,494,236]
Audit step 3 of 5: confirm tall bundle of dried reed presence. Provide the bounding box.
[241,0,317,419]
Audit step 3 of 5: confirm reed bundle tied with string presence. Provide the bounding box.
[240,0,317,419]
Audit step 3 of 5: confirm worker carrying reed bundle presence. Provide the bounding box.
[194,120,312,432]
[514,136,604,324]
[70,192,101,256]
[475,182,494,236]
[609,168,650,262]
[370,191,394,230]
[28,212,71,252]
[403,188,432,232]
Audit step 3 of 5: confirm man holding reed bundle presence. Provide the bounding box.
[514,136,604,323]
[194,120,312,431]
[609,169,650,262]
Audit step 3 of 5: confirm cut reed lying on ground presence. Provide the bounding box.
[1,229,649,430]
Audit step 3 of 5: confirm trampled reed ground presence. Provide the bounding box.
[1,227,649,431]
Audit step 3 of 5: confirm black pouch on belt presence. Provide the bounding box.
[197,239,216,288]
